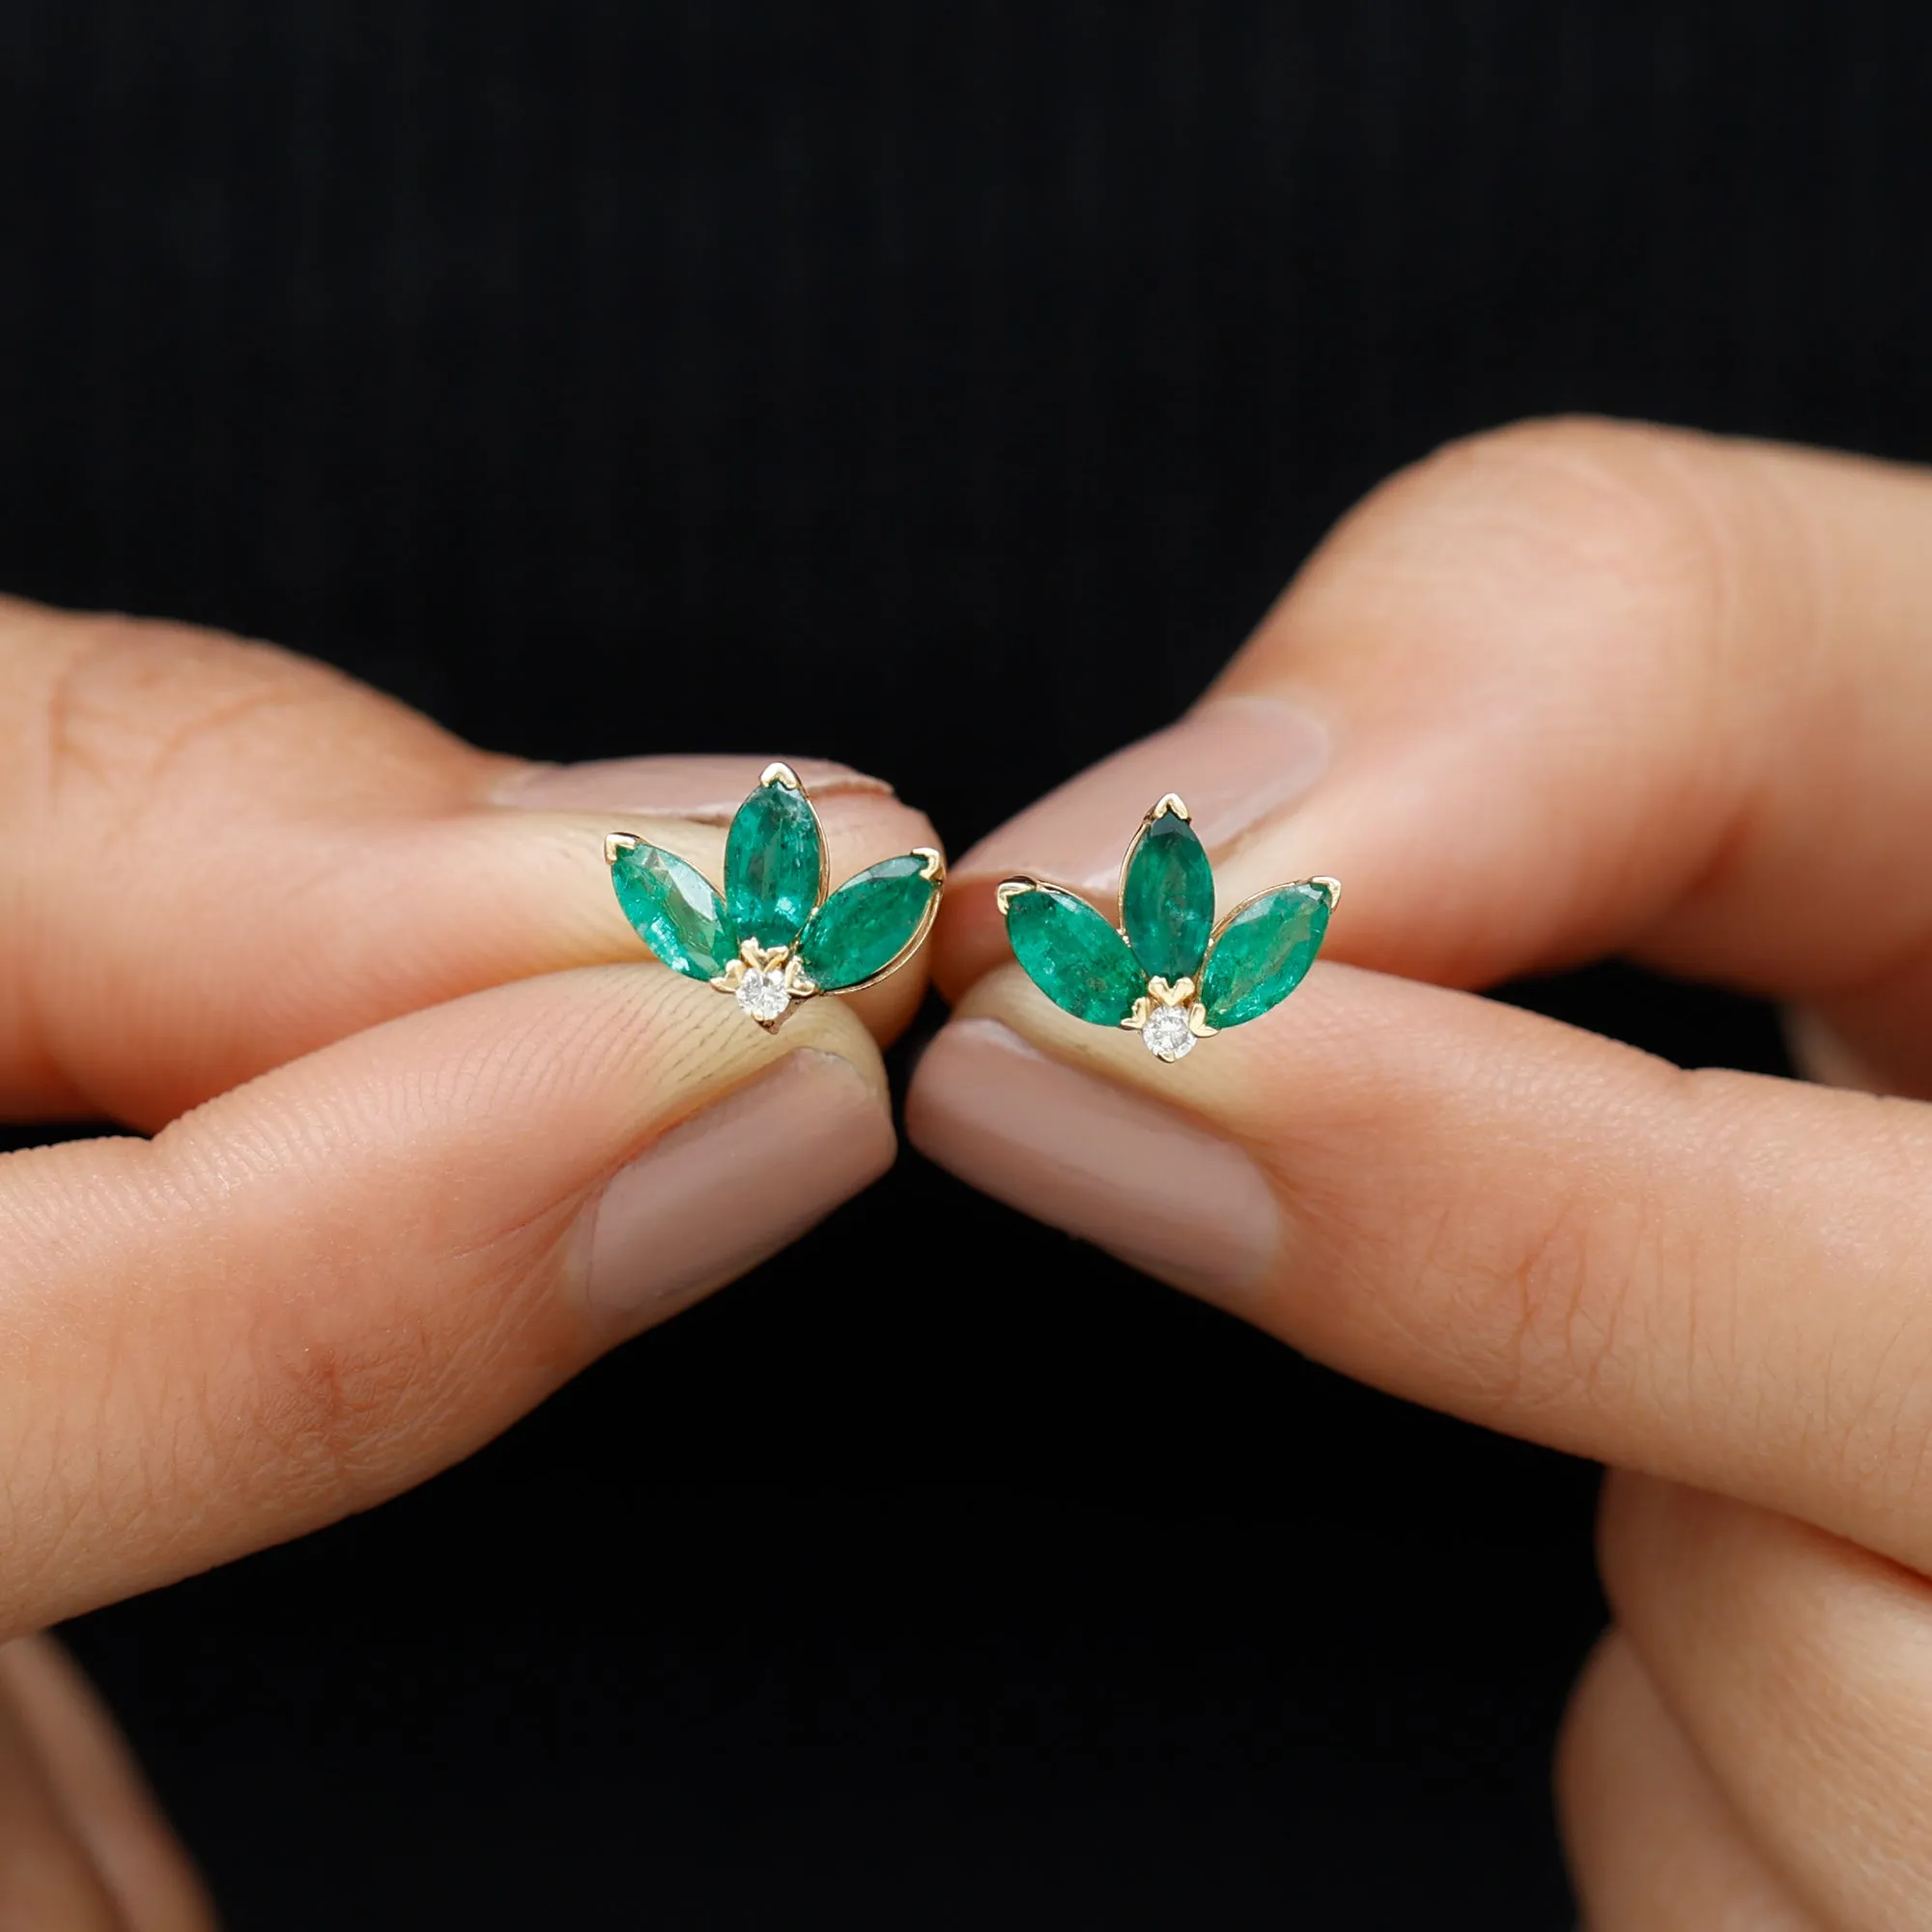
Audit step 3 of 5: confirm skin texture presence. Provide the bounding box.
[18,416,1932,1918]
[909,418,1932,1926]
[0,595,940,1916]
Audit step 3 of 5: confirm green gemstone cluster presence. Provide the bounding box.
[998,794,1335,1062]
[607,764,944,1031]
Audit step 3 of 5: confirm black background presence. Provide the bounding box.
[0,2,1918,1925]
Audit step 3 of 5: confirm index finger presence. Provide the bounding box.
[0,596,940,1125]
[938,419,1932,1090]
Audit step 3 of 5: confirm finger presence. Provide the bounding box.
[0,1637,215,1932]
[0,595,939,1124]
[1601,1472,1932,1932]
[0,1662,129,1929]
[907,962,1932,1572]
[1557,1629,1823,1932]
[933,419,1932,1091]
[0,962,895,1638]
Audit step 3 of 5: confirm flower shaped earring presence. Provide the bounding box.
[997,794,1337,1062]
[606,763,945,1032]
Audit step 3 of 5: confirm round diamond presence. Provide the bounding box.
[735,966,791,1024]
[1142,1004,1196,1062]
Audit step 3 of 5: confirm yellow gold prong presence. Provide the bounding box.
[1122,995,1152,1031]
[604,832,640,866]
[759,760,803,789]
[994,877,1038,916]
[1151,793,1191,821]
[1309,875,1342,909]
[1186,1003,1218,1038]
[914,846,947,884]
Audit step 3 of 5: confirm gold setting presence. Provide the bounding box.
[605,765,944,1034]
[995,793,1337,1061]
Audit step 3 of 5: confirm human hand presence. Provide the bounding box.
[0,597,937,1922]
[910,418,1932,1928]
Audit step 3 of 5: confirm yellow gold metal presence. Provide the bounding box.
[611,766,943,1031]
[1004,794,1337,1061]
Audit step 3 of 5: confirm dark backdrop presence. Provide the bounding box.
[0,3,1918,1925]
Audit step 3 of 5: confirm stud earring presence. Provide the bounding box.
[607,762,945,1032]
[997,793,1337,1063]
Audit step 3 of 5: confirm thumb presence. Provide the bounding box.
[0,963,895,1638]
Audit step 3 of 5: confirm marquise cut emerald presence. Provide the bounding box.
[1005,885,1145,1024]
[798,855,937,990]
[1200,883,1330,1028]
[725,779,822,948]
[1122,809,1213,982]
[611,841,737,981]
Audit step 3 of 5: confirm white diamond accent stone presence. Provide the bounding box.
[736,967,791,1024]
[1142,1004,1196,1062]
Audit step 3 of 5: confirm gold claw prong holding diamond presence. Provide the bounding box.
[1187,1004,1217,1038]
[718,937,804,1030]
[1121,995,1152,1031]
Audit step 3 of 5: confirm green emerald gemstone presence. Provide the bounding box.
[1005,884,1146,1025]
[1122,810,1213,983]
[1199,884,1330,1028]
[725,779,823,948]
[611,841,736,981]
[797,855,937,990]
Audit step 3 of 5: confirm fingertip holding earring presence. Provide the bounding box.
[606,761,946,1032]
[996,793,1336,1062]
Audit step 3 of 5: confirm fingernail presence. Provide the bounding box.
[958,694,1328,892]
[496,755,893,820]
[581,1050,895,1326]
[906,1018,1278,1300]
